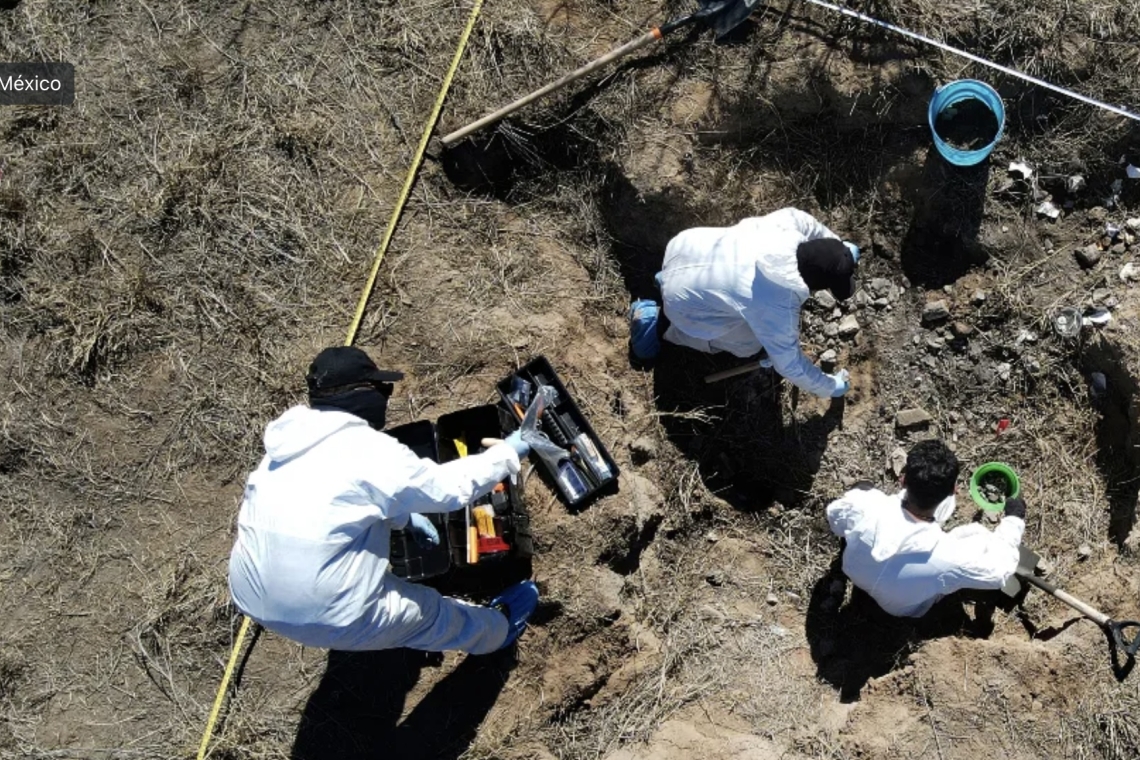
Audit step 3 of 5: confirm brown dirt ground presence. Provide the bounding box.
[1,1,1139,759]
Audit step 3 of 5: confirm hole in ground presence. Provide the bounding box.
[440,114,607,200]
[599,514,662,576]
[1082,338,1140,547]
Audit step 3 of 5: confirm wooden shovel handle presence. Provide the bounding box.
[441,29,661,147]
[1018,572,1111,626]
[704,363,758,384]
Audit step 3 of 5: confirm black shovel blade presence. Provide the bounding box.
[1112,620,1140,659]
[699,0,761,39]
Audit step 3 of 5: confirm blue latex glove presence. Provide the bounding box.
[505,430,530,458]
[408,513,439,548]
[628,299,661,360]
[830,369,851,398]
[843,241,860,264]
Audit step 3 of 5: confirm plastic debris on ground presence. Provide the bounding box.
[1053,307,1082,338]
[1127,164,1140,179]
[1035,201,1061,219]
[1008,160,1033,179]
[1067,175,1086,193]
[1082,308,1112,327]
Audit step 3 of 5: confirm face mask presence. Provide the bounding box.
[310,386,390,430]
[933,494,956,525]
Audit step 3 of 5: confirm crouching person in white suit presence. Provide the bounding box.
[228,346,539,654]
[826,439,1025,618]
[628,207,861,399]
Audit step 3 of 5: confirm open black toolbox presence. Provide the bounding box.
[496,355,620,510]
[387,405,533,594]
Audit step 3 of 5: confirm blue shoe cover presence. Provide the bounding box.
[628,299,661,360]
[490,580,539,649]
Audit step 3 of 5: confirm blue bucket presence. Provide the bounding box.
[928,80,1005,167]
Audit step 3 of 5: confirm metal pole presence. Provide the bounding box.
[801,0,1140,122]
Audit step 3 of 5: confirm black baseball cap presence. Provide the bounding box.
[306,346,404,396]
[795,239,857,301]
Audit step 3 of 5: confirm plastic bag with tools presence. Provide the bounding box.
[517,385,569,467]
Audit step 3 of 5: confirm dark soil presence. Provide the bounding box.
[934,98,1000,151]
[979,470,1012,503]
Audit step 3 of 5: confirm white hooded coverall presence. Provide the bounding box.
[228,406,518,654]
[826,487,1024,617]
[655,208,840,398]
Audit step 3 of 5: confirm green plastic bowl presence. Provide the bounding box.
[969,462,1021,513]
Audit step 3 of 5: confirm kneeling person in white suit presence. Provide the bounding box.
[826,439,1026,618]
[628,207,861,399]
[228,346,538,654]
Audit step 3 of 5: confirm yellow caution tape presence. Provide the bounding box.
[195,616,251,760]
[344,0,487,347]
[195,0,487,756]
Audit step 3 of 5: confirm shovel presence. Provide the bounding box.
[440,0,761,147]
[1005,546,1140,675]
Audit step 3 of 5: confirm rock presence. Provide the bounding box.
[1067,175,1086,193]
[837,315,860,339]
[1112,243,1127,255]
[872,231,892,257]
[1121,262,1140,283]
[583,566,625,622]
[1077,544,1092,560]
[705,530,720,543]
[629,436,658,464]
[890,447,907,477]
[922,300,950,324]
[820,349,838,371]
[872,298,890,309]
[1076,245,1102,268]
[951,321,974,338]
[1036,558,1054,576]
[997,362,1012,382]
[972,290,987,304]
[870,277,892,298]
[1043,238,1054,251]
[896,408,932,429]
[925,336,944,352]
[1127,218,1140,231]
[824,322,839,338]
[786,591,801,602]
[626,473,665,530]
[1093,287,1111,303]
[815,290,837,310]
[766,592,779,606]
[706,571,725,587]
[1089,206,1108,223]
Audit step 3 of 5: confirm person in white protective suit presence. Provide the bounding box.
[228,346,540,654]
[826,439,1027,618]
[627,208,861,398]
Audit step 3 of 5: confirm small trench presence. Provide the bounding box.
[1082,338,1140,547]
[598,514,662,576]
[439,113,607,200]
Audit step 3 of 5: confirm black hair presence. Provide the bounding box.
[904,440,959,512]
